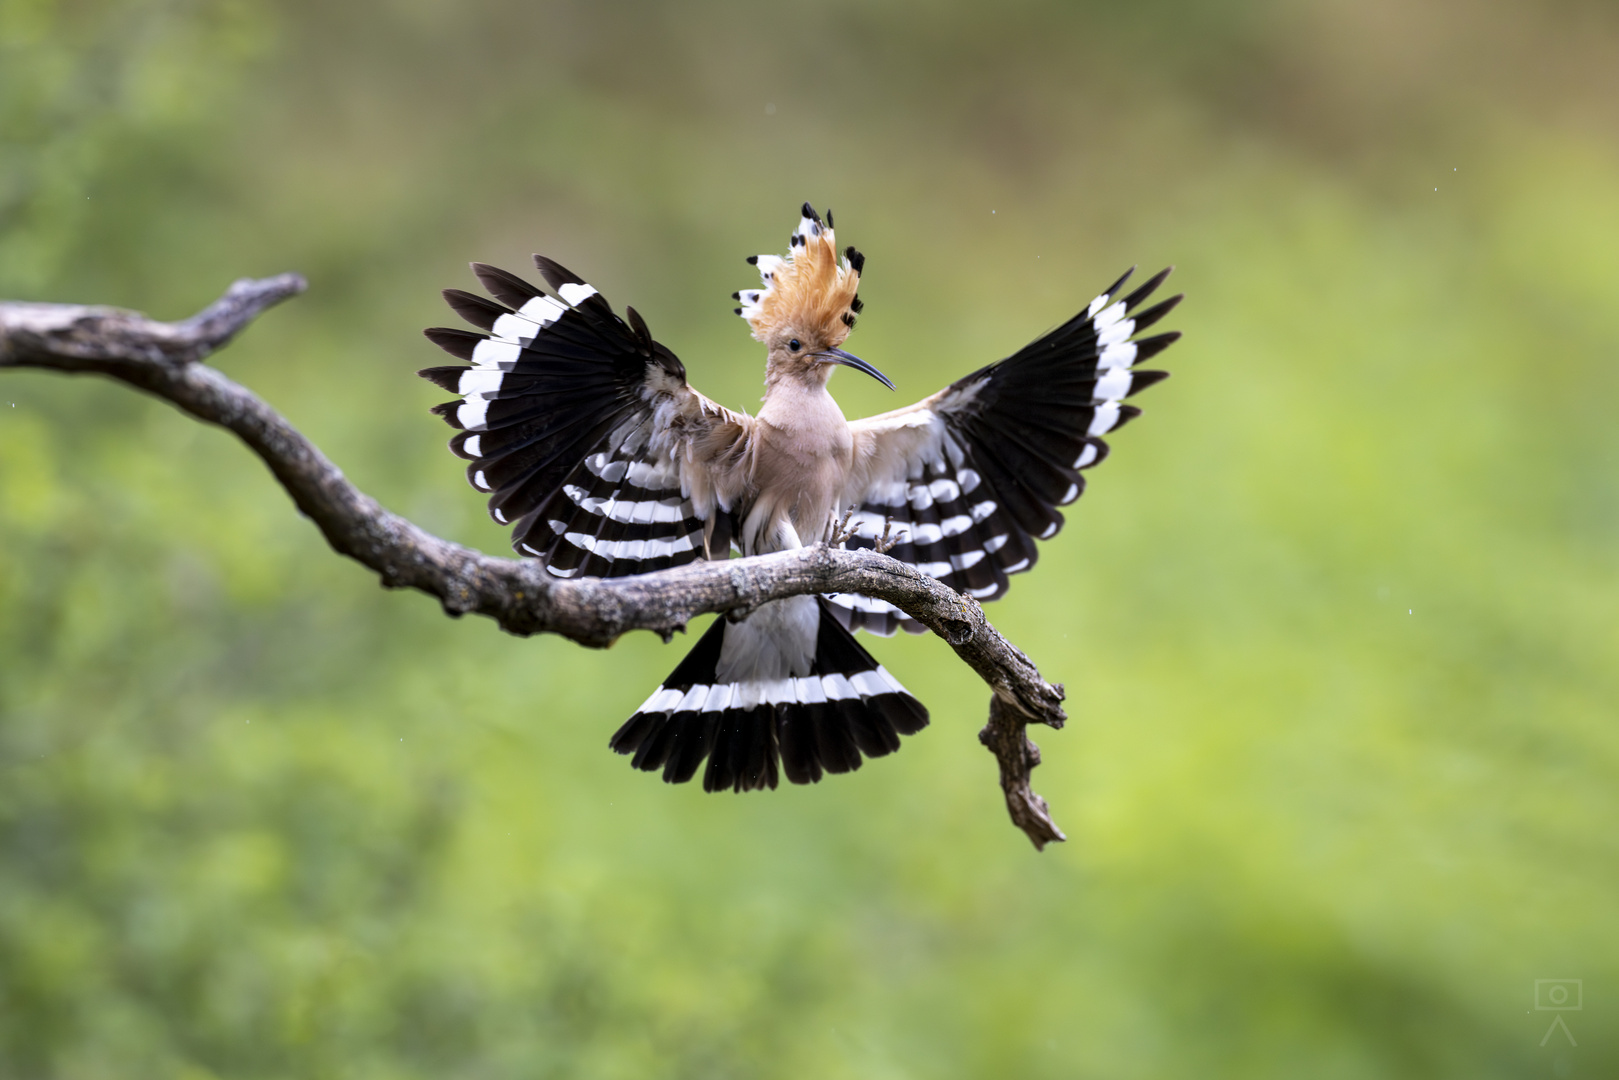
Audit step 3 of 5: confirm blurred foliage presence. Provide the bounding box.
[3,0,1618,1076]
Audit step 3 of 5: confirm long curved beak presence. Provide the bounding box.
[815,347,895,391]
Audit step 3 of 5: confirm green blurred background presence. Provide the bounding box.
[3,0,1616,1076]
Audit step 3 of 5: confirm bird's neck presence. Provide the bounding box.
[758,373,845,434]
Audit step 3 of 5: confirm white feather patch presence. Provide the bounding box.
[952,549,986,570]
[517,295,567,323]
[851,669,901,695]
[583,453,626,482]
[558,283,598,307]
[458,369,506,396]
[560,530,697,562]
[1097,317,1136,348]
[563,485,689,524]
[490,313,539,343]
[456,398,490,431]
[1093,300,1128,329]
[828,593,899,614]
[636,686,685,715]
[1099,341,1138,369]
[625,459,676,489]
[471,339,521,368]
[795,677,828,706]
[846,510,906,538]
[1088,403,1121,436]
[915,548,985,578]
[821,673,858,701]
[675,684,710,713]
[1094,368,1133,403]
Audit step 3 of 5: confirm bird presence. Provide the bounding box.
[419,203,1181,793]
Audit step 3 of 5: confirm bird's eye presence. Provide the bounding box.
[788,339,801,352]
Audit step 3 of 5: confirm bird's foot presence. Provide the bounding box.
[828,505,859,548]
[874,518,908,554]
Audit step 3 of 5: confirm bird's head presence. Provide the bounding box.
[735,203,893,391]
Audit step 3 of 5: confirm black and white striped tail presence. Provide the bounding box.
[610,597,929,792]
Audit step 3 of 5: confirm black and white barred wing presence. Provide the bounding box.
[419,257,747,578]
[834,267,1182,635]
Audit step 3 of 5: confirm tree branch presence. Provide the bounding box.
[1,276,1068,849]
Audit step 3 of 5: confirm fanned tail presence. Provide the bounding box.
[610,597,929,792]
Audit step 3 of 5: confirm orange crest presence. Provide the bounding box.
[736,204,865,346]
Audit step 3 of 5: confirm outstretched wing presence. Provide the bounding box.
[832,266,1182,634]
[419,257,750,578]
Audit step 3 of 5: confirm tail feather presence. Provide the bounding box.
[611,597,928,792]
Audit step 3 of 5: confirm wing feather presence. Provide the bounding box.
[421,258,749,576]
[833,267,1182,634]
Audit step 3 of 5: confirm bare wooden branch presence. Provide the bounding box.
[0,275,309,365]
[980,696,1067,850]
[1,276,1069,847]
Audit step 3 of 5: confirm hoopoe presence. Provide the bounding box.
[420,204,1181,792]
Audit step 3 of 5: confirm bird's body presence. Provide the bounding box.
[421,204,1181,791]
[748,377,853,552]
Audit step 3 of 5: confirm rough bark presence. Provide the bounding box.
[1,275,1069,848]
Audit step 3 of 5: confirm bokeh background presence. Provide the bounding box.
[3,0,1617,1076]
